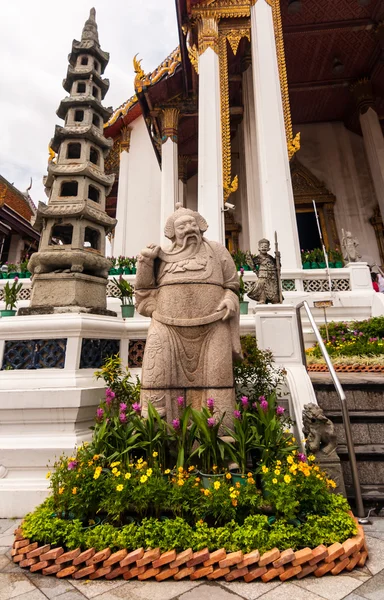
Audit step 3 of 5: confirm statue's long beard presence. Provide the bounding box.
[159,232,202,261]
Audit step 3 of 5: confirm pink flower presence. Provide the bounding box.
[96,407,104,420]
[119,412,127,423]
[67,460,78,470]
[106,388,115,399]
[241,396,249,407]
[240,267,244,275]
[132,403,141,414]
[207,417,216,428]
[207,398,215,412]
[105,396,112,407]
[260,399,268,412]
[14,277,19,282]
[233,410,241,420]
[276,406,285,416]
[172,418,180,430]
[119,402,127,412]
[177,396,185,407]
[298,453,306,462]
[259,395,266,403]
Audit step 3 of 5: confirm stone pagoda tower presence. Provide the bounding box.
[26,8,116,314]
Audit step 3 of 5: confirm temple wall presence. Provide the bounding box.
[186,173,198,211]
[294,121,381,266]
[113,115,161,256]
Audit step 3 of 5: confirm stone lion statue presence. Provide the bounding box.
[302,403,337,456]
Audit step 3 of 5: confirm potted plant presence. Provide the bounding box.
[238,267,248,315]
[224,399,260,485]
[117,256,125,275]
[130,256,137,274]
[330,248,343,268]
[190,398,227,487]
[108,257,118,276]
[6,262,19,279]
[301,250,311,269]
[19,257,31,278]
[1,277,23,316]
[112,276,135,318]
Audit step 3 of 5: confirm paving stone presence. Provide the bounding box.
[7,590,47,600]
[178,584,244,600]
[221,580,282,599]
[0,572,36,600]
[48,592,88,600]
[353,569,384,600]
[125,579,200,600]
[364,535,384,575]
[71,578,127,598]
[295,572,370,600]
[244,583,325,600]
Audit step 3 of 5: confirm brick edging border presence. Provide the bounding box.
[308,364,384,373]
[12,517,368,582]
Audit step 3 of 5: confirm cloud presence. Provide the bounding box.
[0,0,178,203]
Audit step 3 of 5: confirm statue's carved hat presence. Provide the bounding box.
[164,203,208,240]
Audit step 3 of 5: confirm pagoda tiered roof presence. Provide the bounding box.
[63,65,110,98]
[32,200,116,233]
[51,124,113,153]
[44,162,115,194]
[57,95,113,121]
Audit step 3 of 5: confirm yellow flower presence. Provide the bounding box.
[164,469,171,475]
[212,465,217,472]
[114,471,121,477]
[72,487,77,495]
[204,489,211,496]
[276,460,282,466]
[146,468,153,477]
[229,487,234,492]
[213,481,221,490]
[88,460,93,467]
[235,482,241,489]
[262,465,269,473]
[46,471,51,479]
[196,477,201,482]
[292,437,296,442]
[287,456,293,464]
[93,454,100,460]
[140,475,148,484]
[59,487,64,494]
[284,475,291,484]
[327,479,337,489]
[152,451,158,458]
[111,461,121,468]
[272,478,278,484]
[226,473,232,479]
[307,455,316,462]
[247,472,253,478]
[178,466,184,473]
[112,467,118,474]
[230,492,237,499]
[137,458,143,464]
[93,466,102,480]
[116,484,124,492]
[231,499,238,507]
[177,479,185,487]
[247,477,255,485]
[125,473,131,480]
[188,466,195,472]
[274,469,281,475]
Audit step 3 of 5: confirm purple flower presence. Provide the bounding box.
[260,399,268,412]
[132,403,141,414]
[241,396,249,407]
[177,396,185,407]
[276,405,285,416]
[119,412,127,423]
[106,388,115,399]
[359,332,364,337]
[252,402,258,410]
[67,460,78,470]
[258,395,266,403]
[207,398,215,412]
[298,453,306,462]
[240,267,244,275]
[96,407,104,420]
[105,396,113,407]
[207,417,216,428]
[14,277,19,282]
[119,402,127,412]
[233,410,241,420]
[172,418,180,430]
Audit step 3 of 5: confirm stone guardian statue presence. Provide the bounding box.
[342,229,361,263]
[135,203,242,425]
[247,238,282,304]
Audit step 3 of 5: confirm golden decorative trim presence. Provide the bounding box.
[219,32,230,195]
[192,1,251,19]
[198,16,219,55]
[161,108,180,143]
[225,26,250,55]
[120,126,132,153]
[250,0,274,6]
[178,155,191,183]
[188,44,199,73]
[104,137,121,174]
[105,94,138,128]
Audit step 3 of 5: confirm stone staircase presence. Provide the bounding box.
[311,372,384,509]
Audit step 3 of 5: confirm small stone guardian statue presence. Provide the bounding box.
[342,229,362,263]
[247,238,282,304]
[135,203,242,425]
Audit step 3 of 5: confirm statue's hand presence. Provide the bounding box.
[217,298,236,321]
[140,244,161,260]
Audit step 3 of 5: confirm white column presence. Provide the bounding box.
[197,16,224,244]
[112,127,131,257]
[360,107,384,219]
[242,64,263,253]
[160,108,179,244]
[250,0,301,269]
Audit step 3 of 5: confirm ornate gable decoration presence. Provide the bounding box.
[290,158,335,205]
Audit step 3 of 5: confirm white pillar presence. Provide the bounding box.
[242,64,263,253]
[112,127,131,257]
[160,108,179,244]
[250,0,301,269]
[360,107,384,219]
[197,16,224,244]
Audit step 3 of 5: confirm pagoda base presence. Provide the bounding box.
[23,272,115,315]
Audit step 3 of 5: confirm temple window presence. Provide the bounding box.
[84,227,100,250]
[89,147,99,165]
[92,86,99,99]
[77,82,86,94]
[67,143,81,160]
[50,223,73,245]
[80,56,88,66]
[92,114,100,128]
[94,60,99,72]
[74,110,84,122]
[88,185,100,203]
[60,181,78,197]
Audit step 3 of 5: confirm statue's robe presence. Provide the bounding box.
[135,238,241,423]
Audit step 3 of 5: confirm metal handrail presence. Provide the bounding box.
[296,301,365,519]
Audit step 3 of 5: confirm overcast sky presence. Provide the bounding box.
[0,1,178,204]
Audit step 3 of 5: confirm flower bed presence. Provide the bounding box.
[12,517,367,582]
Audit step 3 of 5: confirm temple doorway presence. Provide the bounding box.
[296,210,321,251]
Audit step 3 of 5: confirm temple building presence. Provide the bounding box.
[0,175,39,265]
[104,0,384,269]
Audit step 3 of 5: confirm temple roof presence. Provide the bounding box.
[0,174,36,222]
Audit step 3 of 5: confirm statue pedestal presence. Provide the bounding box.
[316,450,347,497]
[0,313,126,517]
